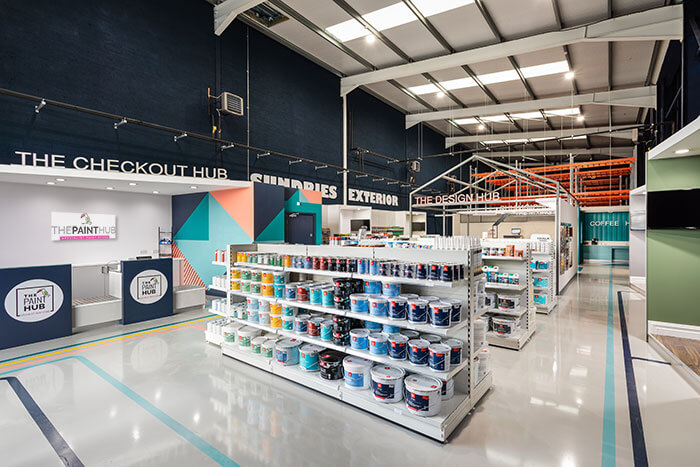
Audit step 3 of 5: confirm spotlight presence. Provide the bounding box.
[565,71,574,80]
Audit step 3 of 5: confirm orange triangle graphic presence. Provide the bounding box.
[300,189,322,204]
[211,187,254,239]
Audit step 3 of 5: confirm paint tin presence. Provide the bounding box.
[382,282,401,297]
[296,284,310,302]
[429,263,441,281]
[246,297,259,311]
[421,296,440,303]
[498,295,520,310]
[364,320,382,331]
[262,339,276,358]
[441,378,455,401]
[444,339,463,365]
[319,257,328,270]
[282,315,295,331]
[492,317,517,337]
[275,338,301,365]
[270,315,282,328]
[429,302,452,328]
[258,299,270,312]
[416,263,427,279]
[350,328,370,350]
[273,272,286,285]
[320,320,334,341]
[282,306,296,317]
[343,356,372,390]
[428,343,451,372]
[308,317,324,337]
[382,324,400,334]
[238,327,260,350]
[357,258,368,274]
[241,280,250,293]
[399,293,419,300]
[320,351,343,380]
[404,375,442,417]
[285,283,297,300]
[300,344,324,372]
[347,258,357,273]
[321,287,334,307]
[443,298,462,323]
[261,272,274,284]
[378,261,392,277]
[387,296,407,320]
[312,257,320,270]
[371,365,406,403]
[407,299,429,323]
[332,331,350,346]
[408,338,430,366]
[368,296,389,317]
[327,257,337,271]
[310,285,323,305]
[400,330,420,340]
[350,294,369,313]
[259,311,270,326]
[294,314,310,334]
[231,268,241,279]
[391,263,402,278]
[369,259,380,275]
[336,258,347,272]
[402,263,415,279]
[363,280,382,294]
[251,271,262,282]
[303,256,313,269]
[231,279,241,291]
[251,282,262,295]
[440,264,455,282]
[422,334,442,344]
[388,333,409,360]
[251,336,267,355]
[369,332,388,355]
[241,269,252,281]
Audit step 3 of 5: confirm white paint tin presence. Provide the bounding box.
[404,375,442,417]
[370,365,406,403]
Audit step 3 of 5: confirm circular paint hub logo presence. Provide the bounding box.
[4,279,64,322]
[129,270,168,305]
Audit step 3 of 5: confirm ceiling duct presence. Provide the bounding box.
[244,4,288,28]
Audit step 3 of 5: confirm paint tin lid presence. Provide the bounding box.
[429,301,452,311]
[443,298,462,305]
[300,344,324,356]
[421,296,440,303]
[370,364,405,381]
[428,343,451,354]
[421,334,442,344]
[387,333,408,344]
[443,338,463,348]
[276,338,301,350]
[388,296,407,304]
[408,338,430,349]
[399,294,419,300]
[400,330,420,339]
[404,375,442,393]
[368,332,388,343]
[343,356,372,371]
[350,328,370,338]
[238,327,260,338]
[252,336,267,345]
[407,299,429,306]
[367,296,388,304]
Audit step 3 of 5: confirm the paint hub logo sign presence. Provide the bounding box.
[129,270,168,305]
[4,279,64,322]
[51,212,117,241]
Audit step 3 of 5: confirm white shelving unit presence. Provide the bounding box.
[530,236,558,314]
[207,243,491,442]
[481,239,536,350]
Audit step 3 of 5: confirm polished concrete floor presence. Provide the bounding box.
[1,265,699,466]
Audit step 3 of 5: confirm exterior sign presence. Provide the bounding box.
[413,192,501,207]
[51,212,117,241]
[13,150,228,179]
[129,269,168,305]
[4,278,64,323]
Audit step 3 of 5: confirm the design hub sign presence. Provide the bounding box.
[51,212,116,241]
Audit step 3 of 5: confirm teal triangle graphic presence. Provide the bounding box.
[256,209,285,243]
[298,191,310,204]
[174,194,209,241]
[284,191,302,209]
[175,195,253,286]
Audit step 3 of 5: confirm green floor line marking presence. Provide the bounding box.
[602,266,616,466]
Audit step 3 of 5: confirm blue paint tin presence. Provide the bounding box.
[282,305,296,317]
[350,294,369,313]
[440,264,455,282]
[364,280,382,294]
[343,356,372,390]
[321,287,334,307]
[429,263,441,281]
[444,338,463,365]
[368,296,389,317]
[275,338,301,366]
[382,324,400,334]
[273,272,286,285]
[303,256,313,269]
[285,283,297,300]
[368,332,388,355]
[350,328,370,350]
[369,259,380,275]
[294,314,310,334]
[428,343,451,371]
[274,285,285,298]
[388,333,408,360]
[299,344,324,372]
[429,302,452,328]
[364,320,382,331]
[407,299,429,323]
[320,320,334,341]
[444,299,462,323]
[388,297,408,320]
[357,259,369,274]
[408,339,429,366]
[310,285,323,305]
[382,282,401,297]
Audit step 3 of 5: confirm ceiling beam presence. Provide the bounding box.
[446,125,641,147]
[214,0,264,36]
[406,86,656,127]
[340,5,682,95]
[473,148,634,158]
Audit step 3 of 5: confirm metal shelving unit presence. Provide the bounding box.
[481,239,536,350]
[530,237,558,314]
[206,242,491,442]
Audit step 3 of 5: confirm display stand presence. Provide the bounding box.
[530,235,558,314]
[481,239,536,350]
[205,243,491,442]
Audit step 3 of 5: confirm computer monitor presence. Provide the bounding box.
[350,219,370,233]
[511,228,521,235]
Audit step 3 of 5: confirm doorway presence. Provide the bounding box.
[285,212,316,245]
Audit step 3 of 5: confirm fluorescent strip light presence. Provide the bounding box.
[326,0,473,42]
[454,117,480,125]
[454,108,579,126]
[408,60,569,95]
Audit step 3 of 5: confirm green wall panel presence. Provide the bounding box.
[648,156,700,192]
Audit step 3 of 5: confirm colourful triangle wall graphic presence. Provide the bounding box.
[172,192,206,237]
[300,189,322,204]
[255,209,285,243]
[211,187,254,240]
[174,194,209,241]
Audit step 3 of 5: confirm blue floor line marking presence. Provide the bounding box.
[630,356,671,366]
[0,314,215,365]
[1,356,238,467]
[602,266,616,467]
[1,376,84,466]
[617,291,649,466]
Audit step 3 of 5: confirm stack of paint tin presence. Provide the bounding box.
[332,315,352,346]
[333,278,363,310]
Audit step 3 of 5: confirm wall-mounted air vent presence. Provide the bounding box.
[410,161,421,173]
[221,92,244,116]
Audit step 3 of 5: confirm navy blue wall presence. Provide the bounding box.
[0,0,453,213]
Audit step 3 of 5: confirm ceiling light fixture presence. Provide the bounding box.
[454,108,580,126]
[326,0,474,42]
[46,181,55,185]
[478,124,485,131]
[190,186,198,189]
[153,191,159,194]
[106,186,114,190]
[577,115,585,122]
[565,71,575,80]
[365,34,376,44]
[56,178,65,182]
[408,60,570,95]
[436,91,445,98]
[129,182,137,186]
[674,148,690,154]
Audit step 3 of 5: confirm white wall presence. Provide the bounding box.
[629,188,646,291]
[0,182,171,269]
[452,216,555,239]
[558,198,578,292]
